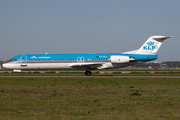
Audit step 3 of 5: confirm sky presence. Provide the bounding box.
[0,0,180,61]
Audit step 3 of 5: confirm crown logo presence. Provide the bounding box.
[147,41,154,46]
[31,56,37,59]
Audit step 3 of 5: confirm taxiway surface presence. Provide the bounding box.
[0,75,180,78]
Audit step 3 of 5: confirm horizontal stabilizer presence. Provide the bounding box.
[153,36,174,41]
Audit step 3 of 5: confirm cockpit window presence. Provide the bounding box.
[10,58,17,61]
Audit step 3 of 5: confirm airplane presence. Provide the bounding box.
[2,35,173,76]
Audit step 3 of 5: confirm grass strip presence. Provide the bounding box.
[0,77,180,119]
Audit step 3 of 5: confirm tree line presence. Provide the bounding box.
[135,61,180,68]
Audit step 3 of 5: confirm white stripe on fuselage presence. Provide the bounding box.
[3,61,113,70]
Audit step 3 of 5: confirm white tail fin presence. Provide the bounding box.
[136,35,173,54]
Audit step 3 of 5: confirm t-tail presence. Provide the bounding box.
[136,35,174,54]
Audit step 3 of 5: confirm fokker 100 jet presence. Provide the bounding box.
[2,35,173,76]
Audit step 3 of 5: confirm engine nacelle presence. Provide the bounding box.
[110,56,130,63]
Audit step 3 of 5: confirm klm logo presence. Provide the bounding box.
[143,41,158,50]
[31,56,37,59]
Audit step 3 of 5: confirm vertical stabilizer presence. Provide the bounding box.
[136,36,173,54]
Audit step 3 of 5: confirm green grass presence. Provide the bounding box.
[0,77,180,119]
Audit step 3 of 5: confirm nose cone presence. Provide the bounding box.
[2,63,7,68]
[2,63,12,69]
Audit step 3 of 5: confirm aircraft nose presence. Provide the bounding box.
[2,63,7,68]
[2,63,11,69]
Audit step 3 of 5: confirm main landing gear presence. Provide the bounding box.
[85,70,92,76]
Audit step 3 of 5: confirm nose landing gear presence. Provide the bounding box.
[19,72,23,76]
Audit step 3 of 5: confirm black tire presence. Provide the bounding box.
[19,72,23,76]
[85,71,92,76]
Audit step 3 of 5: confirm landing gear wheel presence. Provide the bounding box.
[85,71,92,76]
[19,72,23,76]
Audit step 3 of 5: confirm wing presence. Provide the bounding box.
[69,63,102,69]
